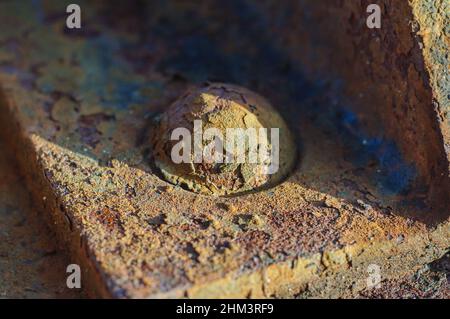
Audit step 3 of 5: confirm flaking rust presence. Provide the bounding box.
[151,83,297,196]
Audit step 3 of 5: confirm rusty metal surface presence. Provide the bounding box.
[0,0,448,298]
[356,253,449,299]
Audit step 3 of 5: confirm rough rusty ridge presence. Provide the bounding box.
[0,140,83,298]
[0,1,448,298]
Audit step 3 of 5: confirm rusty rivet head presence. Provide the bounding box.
[151,83,297,196]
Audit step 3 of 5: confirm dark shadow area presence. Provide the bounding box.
[0,139,84,298]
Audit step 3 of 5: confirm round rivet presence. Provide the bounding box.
[151,83,296,196]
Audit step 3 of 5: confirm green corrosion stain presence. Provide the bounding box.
[151,83,297,196]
